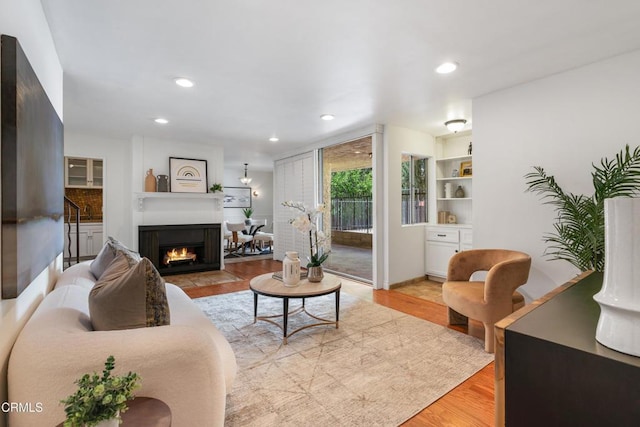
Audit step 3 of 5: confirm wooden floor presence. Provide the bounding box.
[184,259,494,427]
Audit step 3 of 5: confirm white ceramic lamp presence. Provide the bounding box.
[593,198,640,357]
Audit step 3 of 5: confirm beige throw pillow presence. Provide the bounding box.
[89,254,170,331]
[90,236,140,280]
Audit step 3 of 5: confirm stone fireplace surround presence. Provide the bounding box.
[138,223,221,275]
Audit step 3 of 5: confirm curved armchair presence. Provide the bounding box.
[442,249,531,353]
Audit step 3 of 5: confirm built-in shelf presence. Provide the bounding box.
[436,176,473,182]
[436,197,472,201]
[134,192,224,211]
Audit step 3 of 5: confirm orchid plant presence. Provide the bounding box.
[282,201,330,267]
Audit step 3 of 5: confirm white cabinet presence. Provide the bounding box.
[435,155,472,225]
[425,225,472,278]
[64,223,103,261]
[65,157,103,188]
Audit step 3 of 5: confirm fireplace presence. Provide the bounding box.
[138,224,221,275]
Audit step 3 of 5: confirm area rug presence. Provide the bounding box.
[162,270,243,289]
[194,290,493,426]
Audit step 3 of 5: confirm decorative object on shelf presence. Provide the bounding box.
[525,144,640,272]
[444,119,466,133]
[460,161,473,177]
[438,211,450,224]
[447,214,458,224]
[144,169,157,192]
[282,201,330,277]
[307,266,324,283]
[451,169,459,177]
[282,251,301,287]
[157,174,169,192]
[468,141,473,155]
[593,198,640,357]
[169,157,208,193]
[61,355,140,427]
[223,187,252,208]
[239,163,252,186]
[209,183,223,193]
[444,183,453,199]
[242,207,254,225]
[455,185,465,198]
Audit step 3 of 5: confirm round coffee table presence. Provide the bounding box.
[249,272,341,344]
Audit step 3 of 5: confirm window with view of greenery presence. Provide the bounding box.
[330,169,373,232]
[401,154,428,225]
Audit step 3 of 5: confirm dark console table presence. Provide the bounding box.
[495,271,640,427]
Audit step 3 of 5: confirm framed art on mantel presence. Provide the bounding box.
[224,187,252,208]
[169,157,208,193]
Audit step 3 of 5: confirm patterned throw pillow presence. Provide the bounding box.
[89,254,170,330]
[90,236,140,279]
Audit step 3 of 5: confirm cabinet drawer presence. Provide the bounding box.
[426,228,459,243]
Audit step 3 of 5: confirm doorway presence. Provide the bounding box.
[320,137,373,283]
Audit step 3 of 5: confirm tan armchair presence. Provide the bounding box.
[442,249,531,353]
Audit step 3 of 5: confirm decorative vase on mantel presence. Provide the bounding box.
[307,266,324,283]
[593,198,640,357]
[144,168,157,192]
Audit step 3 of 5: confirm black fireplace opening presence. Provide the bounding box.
[138,224,221,275]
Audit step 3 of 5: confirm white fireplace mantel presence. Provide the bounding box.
[134,192,224,211]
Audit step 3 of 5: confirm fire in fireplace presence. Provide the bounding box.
[138,224,221,275]
[163,247,197,266]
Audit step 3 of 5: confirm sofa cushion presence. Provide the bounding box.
[89,255,170,330]
[90,236,140,279]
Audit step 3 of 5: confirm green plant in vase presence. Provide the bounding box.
[209,183,223,193]
[61,355,140,427]
[525,144,640,272]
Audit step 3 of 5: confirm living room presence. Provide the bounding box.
[3,1,640,426]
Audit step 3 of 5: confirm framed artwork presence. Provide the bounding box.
[224,187,252,208]
[169,157,208,193]
[460,161,473,177]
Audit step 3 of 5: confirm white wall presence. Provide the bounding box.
[473,48,640,300]
[383,125,435,288]
[131,136,225,248]
[64,132,133,246]
[223,169,274,231]
[0,0,63,424]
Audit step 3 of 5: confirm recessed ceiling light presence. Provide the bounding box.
[355,151,361,154]
[154,118,169,124]
[269,137,279,142]
[435,62,458,74]
[320,114,335,121]
[174,78,194,88]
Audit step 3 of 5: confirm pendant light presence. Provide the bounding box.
[239,163,252,185]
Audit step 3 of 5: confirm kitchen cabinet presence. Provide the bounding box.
[64,223,103,261]
[65,157,103,188]
[425,225,472,278]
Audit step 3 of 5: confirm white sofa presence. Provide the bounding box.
[8,261,237,427]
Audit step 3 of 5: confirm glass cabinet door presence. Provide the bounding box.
[92,159,103,187]
[66,157,89,187]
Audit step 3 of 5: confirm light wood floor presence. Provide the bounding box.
[184,259,494,427]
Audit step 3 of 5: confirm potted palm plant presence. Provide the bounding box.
[525,144,640,272]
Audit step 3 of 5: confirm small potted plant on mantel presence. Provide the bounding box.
[61,355,140,427]
[209,183,223,193]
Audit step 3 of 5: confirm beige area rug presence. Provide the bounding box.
[194,291,493,426]
[162,270,243,289]
[392,280,446,305]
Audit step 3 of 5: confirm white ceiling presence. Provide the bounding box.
[40,0,640,170]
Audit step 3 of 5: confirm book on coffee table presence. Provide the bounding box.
[272,271,308,281]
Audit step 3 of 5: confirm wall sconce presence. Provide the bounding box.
[253,190,259,197]
[444,119,467,133]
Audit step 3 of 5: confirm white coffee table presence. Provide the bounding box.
[249,272,341,344]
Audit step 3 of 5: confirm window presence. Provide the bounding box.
[401,154,428,225]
